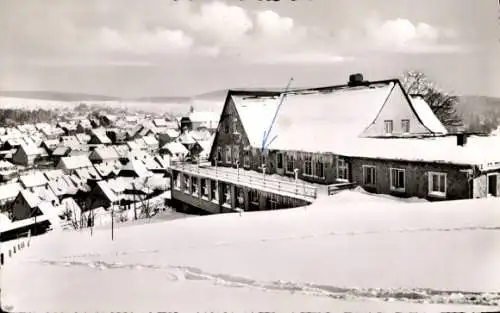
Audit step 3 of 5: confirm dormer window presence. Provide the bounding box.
[401,119,410,133]
[384,120,393,134]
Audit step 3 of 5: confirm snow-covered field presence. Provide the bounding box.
[2,191,500,312]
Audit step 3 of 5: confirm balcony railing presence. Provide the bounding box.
[170,162,317,201]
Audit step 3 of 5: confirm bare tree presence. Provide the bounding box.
[401,70,463,129]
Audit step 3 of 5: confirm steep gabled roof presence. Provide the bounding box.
[20,172,48,188]
[224,79,444,153]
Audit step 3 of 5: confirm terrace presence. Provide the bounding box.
[170,161,318,202]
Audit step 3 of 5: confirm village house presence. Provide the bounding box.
[41,139,60,153]
[19,172,49,191]
[142,135,159,153]
[207,74,498,201]
[76,119,93,134]
[0,182,22,213]
[89,146,120,163]
[10,190,44,221]
[75,133,91,145]
[0,160,17,182]
[59,135,82,150]
[12,143,40,166]
[160,141,189,161]
[56,155,94,175]
[106,129,128,144]
[58,121,78,135]
[158,129,180,148]
[88,130,112,145]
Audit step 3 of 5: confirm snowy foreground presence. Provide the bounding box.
[2,191,500,312]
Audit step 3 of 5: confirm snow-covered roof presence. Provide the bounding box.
[60,136,81,150]
[333,135,500,168]
[47,175,78,197]
[0,183,22,201]
[142,135,159,146]
[17,142,40,156]
[91,131,112,144]
[93,160,122,177]
[164,129,180,138]
[231,81,445,152]
[119,159,152,178]
[76,166,101,180]
[161,141,189,154]
[58,155,93,170]
[33,186,58,203]
[20,172,48,188]
[18,189,42,208]
[52,146,71,156]
[0,160,15,170]
[75,133,91,144]
[126,141,140,151]
[89,146,120,161]
[44,169,65,180]
[410,96,448,134]
[153,118,168,127]
[43,139,60,149]
[176,132,197,145]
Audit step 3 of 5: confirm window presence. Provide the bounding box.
[384,120,393,134]
[183,174,190,192]
[173,172,180,190]
[210,180,218,202]
[223,184,231,205]
[243,150,250,168]
[225,146,231,164]
[232,145,239,165]
[303,154,312,176]
[337,158,349,181]
[314,157,325,178]
[286,154,294,173]
[232,117,238,134]
[363,165,376,186]
[201,179,208,198]
[488,174,498,196]
[249,189,259,204]
[390,168,405,191]
[191,176,197,195]
[216,146,222,163]
[401,119,410,133]
[276,152,283,169]
[428,172,446,197]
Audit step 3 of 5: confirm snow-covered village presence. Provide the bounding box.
[1,1,500,312]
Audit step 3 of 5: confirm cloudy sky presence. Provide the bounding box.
[0,0,499,98]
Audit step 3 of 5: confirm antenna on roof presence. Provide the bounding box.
[260,77,294,152]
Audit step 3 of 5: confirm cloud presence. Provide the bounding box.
[253,52,352,65]
[99,28,193,54]
[188,1,253,44]
[256,10,294,37]
[365,18,465,53]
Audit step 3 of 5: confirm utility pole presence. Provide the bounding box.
[133,182,137,220]
[111,202,114,241]
[236,160,240,182]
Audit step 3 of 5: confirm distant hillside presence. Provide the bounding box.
[192,89,228,101]
[133,96,191,103]
[456,95,500,133]
[0,90,119,101]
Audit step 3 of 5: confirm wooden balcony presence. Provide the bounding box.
[170,162,318,202]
